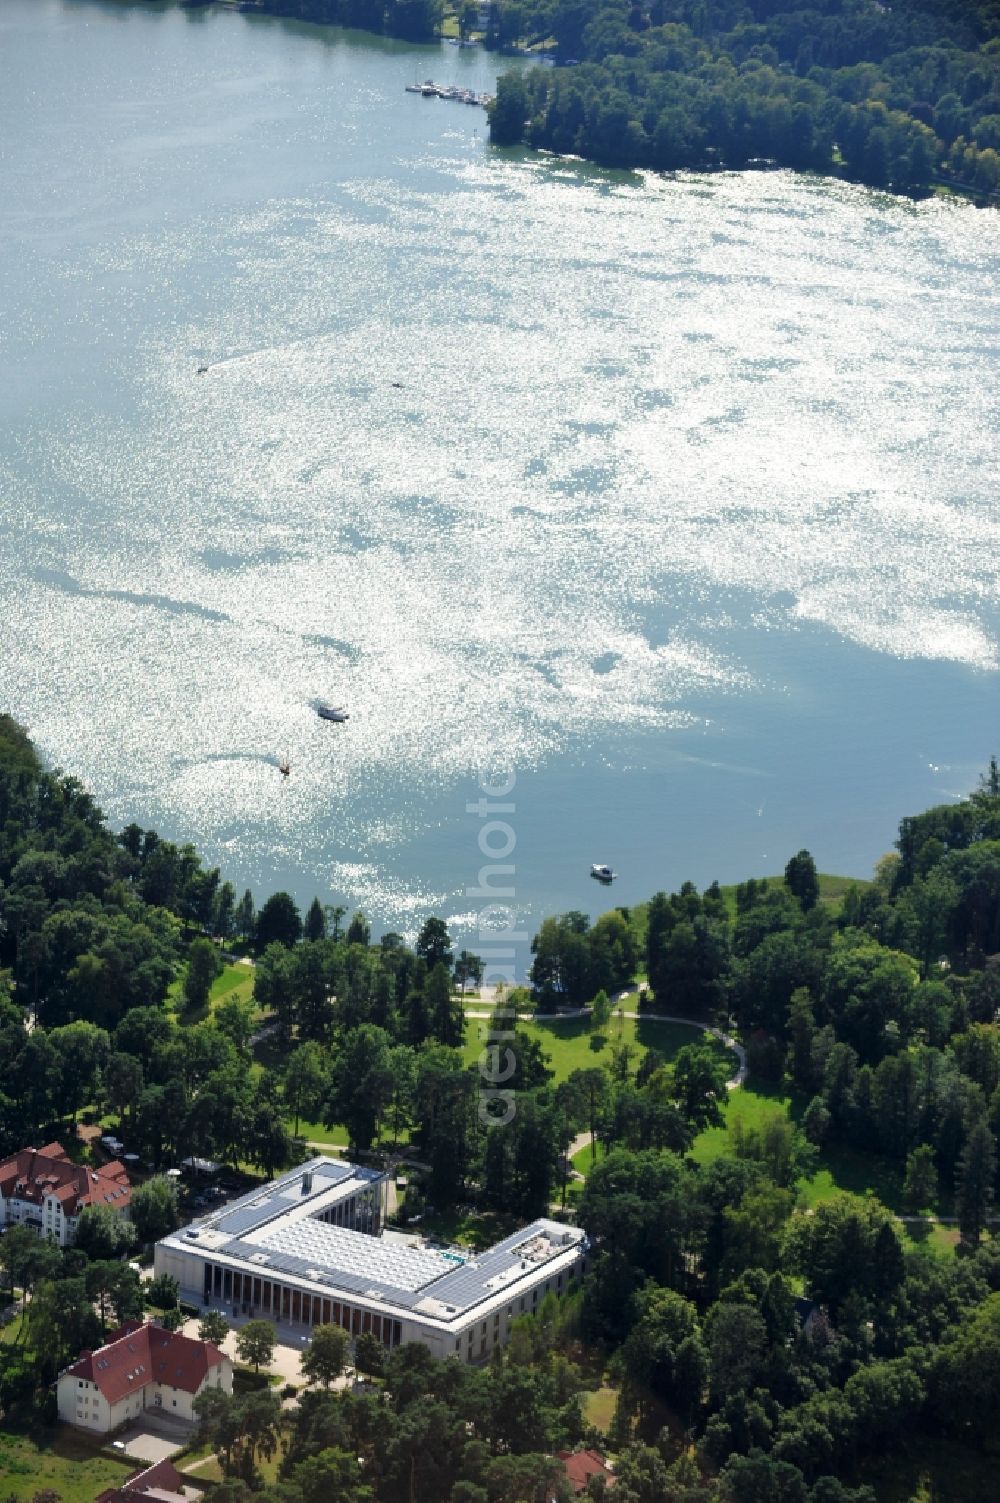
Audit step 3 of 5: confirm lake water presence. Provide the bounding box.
[1,0,997,968]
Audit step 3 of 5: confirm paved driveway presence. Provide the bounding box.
[114,1414,193,1462]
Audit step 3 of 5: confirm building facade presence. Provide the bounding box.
[58,1321,231,1434]
[0,1141,131,1247]
[155,1157,588,1362]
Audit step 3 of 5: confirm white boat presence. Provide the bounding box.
[591,863,615,882]
[317,703,349,723]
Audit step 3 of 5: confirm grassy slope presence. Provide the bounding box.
[688,1081,959,1254]
[0,1421,133,1502]
[628,871,870,946]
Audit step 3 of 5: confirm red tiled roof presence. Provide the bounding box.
[0,1142,131,1217]
[96,1458,193,1502]
[556,1449,616,1493]
[64,1321,225,1406]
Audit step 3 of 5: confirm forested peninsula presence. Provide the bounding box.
[3,710,1000,1499]
[227,0,1000,196]
[488,0,1000,193]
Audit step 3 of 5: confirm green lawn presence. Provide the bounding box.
[0,1421,134,1502]
[572,1142,598,1175]
[688,1079,795,1168]
[0,1312,25,1345]
[684,1079,961,1255]
[719,871,869,919]
[583,1384,618,1433]
[463,1013,737,1086]
[172,960,256,1023]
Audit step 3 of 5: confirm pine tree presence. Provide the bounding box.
[304,897,326,942]
[956,1119,996,1248]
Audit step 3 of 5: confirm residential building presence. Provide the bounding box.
[0,1140,131,1247]
[556,1448,617,1494]
[154,1156,588,1362]
[57,1320,231,1433]
[97,1458,202,1502]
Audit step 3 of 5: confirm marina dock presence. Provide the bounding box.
[405,80,494,107]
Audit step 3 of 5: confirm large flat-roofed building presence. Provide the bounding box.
[154,1157,587,1362]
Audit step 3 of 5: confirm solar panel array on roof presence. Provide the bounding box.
[210,1218,585,1318]
[254,1217,453,1294]
[202,1157,373,1240]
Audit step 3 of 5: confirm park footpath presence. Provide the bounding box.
[463,990,747,1167]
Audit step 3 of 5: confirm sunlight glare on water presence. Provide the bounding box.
[0,1,997,937]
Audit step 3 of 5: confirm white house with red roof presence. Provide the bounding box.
[57,1320,231,1433]
[0,1140,131,1247]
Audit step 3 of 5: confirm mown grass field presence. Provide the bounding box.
[462,1012,737,1086]
[0,1421,133,1502]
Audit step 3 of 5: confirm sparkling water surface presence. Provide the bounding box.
[1,0,997,954]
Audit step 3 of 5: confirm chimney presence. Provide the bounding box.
[301,1172,313,1195]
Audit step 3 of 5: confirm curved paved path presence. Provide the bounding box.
[469,995,747,1172]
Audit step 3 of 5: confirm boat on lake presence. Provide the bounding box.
[317,704,350,723]
[591,863,615,882]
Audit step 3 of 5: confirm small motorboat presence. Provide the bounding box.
[197,364,209,374]
[278,755,291,779]
[590,863,615,883]
[317,704,350,723]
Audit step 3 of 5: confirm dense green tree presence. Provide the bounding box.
[284,1040,329,1136]
[955,1117,996,1248]
[74,1204,137,1262]
[416,916,453,971]
[327,1025,394,1151]
[304,896,327,942]
[345,909,371,947]
[454,948,484,994]
[184,936,222,1013]
[130,1174,179,1244]
[199,1310,231,1346]
[301,1323,350,1387]
[26,1277,102,1378]
[236,1319,277,1374]
[785,851,820,912]
[783,1194,903,1318]
[426,961,464,1047]
[234,888,255,944]
[902,1143,938,1211]
[254,891,302,952]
